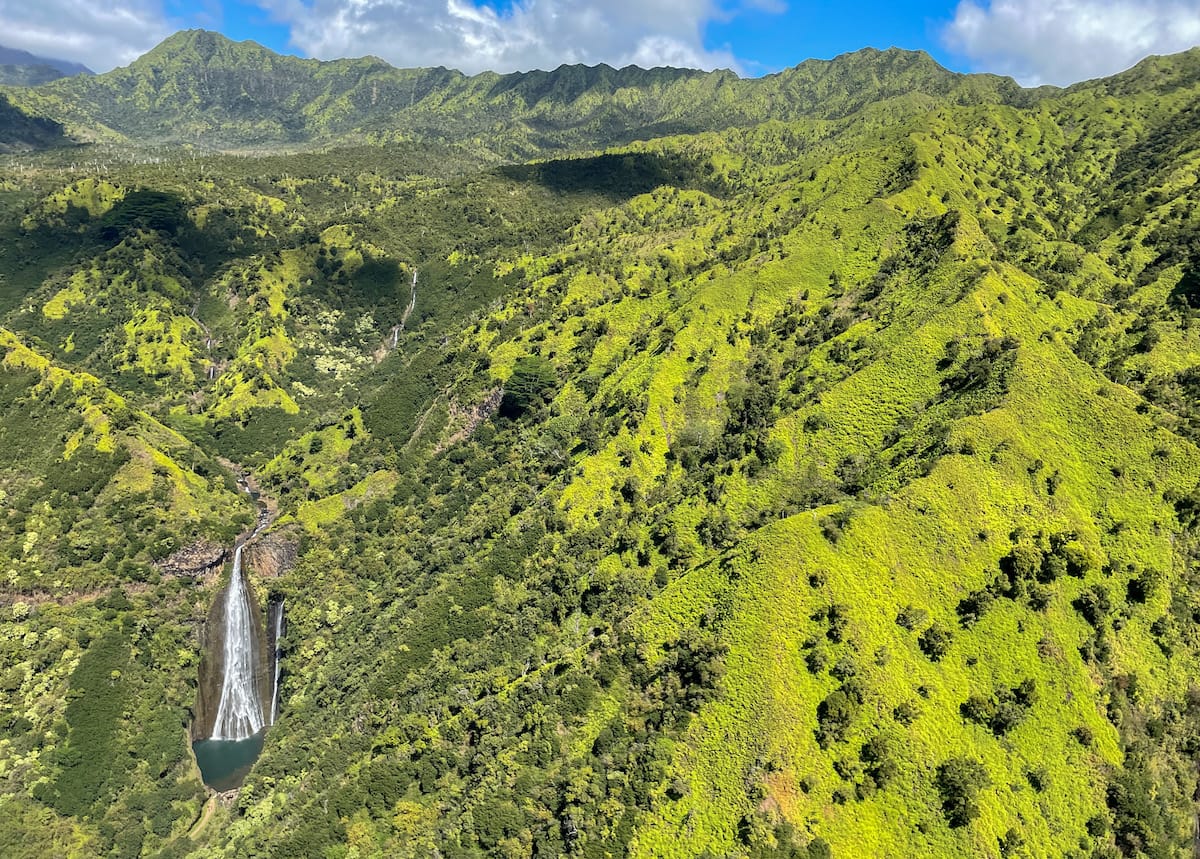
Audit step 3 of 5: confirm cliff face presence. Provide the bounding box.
[157,540,227,578]
[244,533,297,579]
[192,569,272,741]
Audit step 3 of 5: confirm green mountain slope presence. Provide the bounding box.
[4,30,1034,156]
[0,93,68,151]
[3,35,1200,859]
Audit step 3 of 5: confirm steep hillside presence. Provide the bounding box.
[4,30,1033,156]
[0,94,68,151]
[3,37,1200,859]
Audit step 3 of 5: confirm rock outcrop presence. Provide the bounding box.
[244,532,298,579]
[437,386,503,452]
[157,540,227,578]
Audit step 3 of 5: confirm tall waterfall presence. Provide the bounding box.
[211,545,265,741]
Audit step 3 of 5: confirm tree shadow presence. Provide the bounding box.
[495,152,723,202]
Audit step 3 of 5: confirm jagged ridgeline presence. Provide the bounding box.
[0,29,1037,157]
[4,31,1200,859]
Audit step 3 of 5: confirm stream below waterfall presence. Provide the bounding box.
[192,469,284,791]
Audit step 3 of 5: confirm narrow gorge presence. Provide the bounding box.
[191,473,285,792]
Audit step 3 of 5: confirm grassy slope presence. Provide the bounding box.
[157,51,1200,859]
[4,45,1200,859]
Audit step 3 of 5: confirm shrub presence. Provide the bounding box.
[935,757,990,828]
[918,622,953,661]
[956,588,995,627]
[961,680,1037,736]
[896,604,929,630]
[816,682,863,747]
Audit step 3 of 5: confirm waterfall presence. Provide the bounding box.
[270,598,284,724]
[211,545,265,741]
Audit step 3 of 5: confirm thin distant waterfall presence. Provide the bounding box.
[270,598,284,724]
[211,545,265,741]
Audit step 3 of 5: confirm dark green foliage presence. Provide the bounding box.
[1106,765,1180,858]
[955,587,994,627]
[1073,584,1112,628]
[860,735,899,791]
[918,622,953,661]
[475,797,526,849]
[935,757,990,828]
[1168,267,1200,310]
[744,819,819,858]
[960,679,1038,735]
[498,152,723,201]
[0,93,67,150]
[816,682,863,747]
[98,189,187,239]
[33,629,130,817]
[499,355,558,418]
[34,443,129,503]
[939,336,1019,396]
[999,827,1025,856]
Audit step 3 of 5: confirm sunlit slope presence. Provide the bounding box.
[3,30,1031,156]
[218,67,1200,855]
[628,255,1200,856]
[5,42,1200,859]
[0,328,253,594]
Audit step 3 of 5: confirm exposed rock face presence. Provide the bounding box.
[157,540,227,577]
[438,386,503,452]
[193,567,272,741]
[244,532,298,579]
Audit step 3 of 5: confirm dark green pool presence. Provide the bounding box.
[193,733,265,791]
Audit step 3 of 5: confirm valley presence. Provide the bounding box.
[1,30,1200,859]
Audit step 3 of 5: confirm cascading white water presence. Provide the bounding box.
[211,545,265,741]
[270,598,284,724]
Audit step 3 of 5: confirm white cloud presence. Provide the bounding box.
[943,0,1200,86]
[0,0,174,72]
[264,0,758,74]
[0,0,778,78]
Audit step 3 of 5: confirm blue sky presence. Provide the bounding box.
[2,0,1199,85]
[704,1,961,76]
[176,0,964,75]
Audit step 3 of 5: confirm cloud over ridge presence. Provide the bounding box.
[264,0,750,74]
[0,0,172,72]
[943,0,1200,85]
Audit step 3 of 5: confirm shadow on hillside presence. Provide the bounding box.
[496,152,722,201]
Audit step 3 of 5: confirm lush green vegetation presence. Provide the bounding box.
[4,31,1200,859]
[2,31,1032,157]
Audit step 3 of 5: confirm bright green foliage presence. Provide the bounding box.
[5,35,1200,859]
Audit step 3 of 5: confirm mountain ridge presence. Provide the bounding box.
[2,29,1040,157]
[0,43,93,86]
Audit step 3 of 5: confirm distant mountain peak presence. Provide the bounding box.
[0,43,92,87]
[139,29,272,64]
